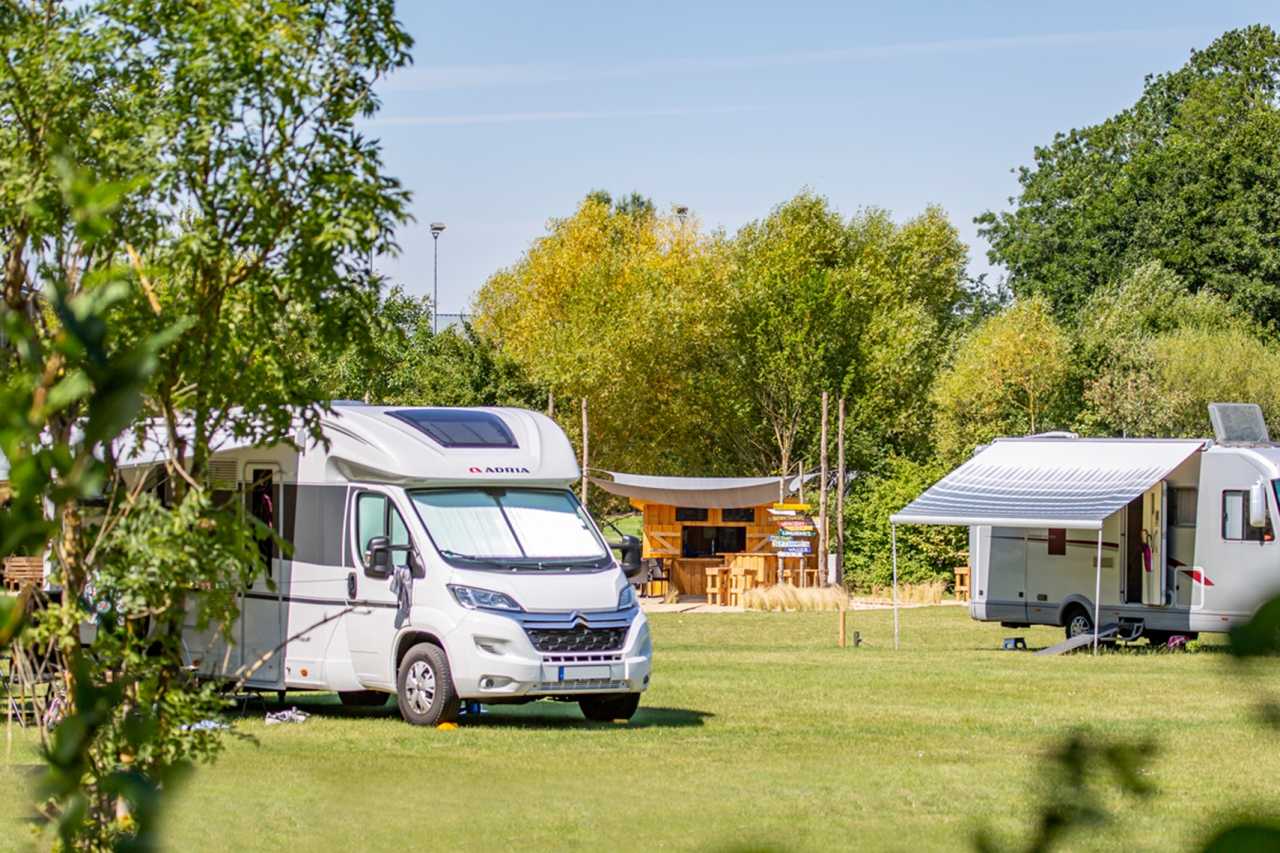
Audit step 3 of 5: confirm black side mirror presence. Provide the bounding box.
[367,536,391,572]
[619,535,643,578]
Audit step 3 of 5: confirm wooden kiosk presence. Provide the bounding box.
[589,471,821,601]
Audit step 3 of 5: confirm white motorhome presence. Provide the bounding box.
[116,405,652,725]
[893,404,1280,643]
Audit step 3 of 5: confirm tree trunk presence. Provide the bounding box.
[819,391,829,585]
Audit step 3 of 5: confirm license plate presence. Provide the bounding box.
[549,664,611,682]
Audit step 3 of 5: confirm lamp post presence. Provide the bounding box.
[430,221,446,332]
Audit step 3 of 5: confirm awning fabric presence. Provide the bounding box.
[589,471,802,509]
[890,438,1206,530]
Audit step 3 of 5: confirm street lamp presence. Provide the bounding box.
[430,221,446,333]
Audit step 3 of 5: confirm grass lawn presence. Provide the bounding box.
[4,607,1280,851]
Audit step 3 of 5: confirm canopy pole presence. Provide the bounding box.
[891,523,899,650]
[1093,528,1102,655]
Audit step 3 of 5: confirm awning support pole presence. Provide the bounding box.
[891,523,899,650]
[1093,528,1102,655]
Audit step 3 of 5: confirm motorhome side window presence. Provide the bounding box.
[355,492,410,570]
[1222,490,1272,542]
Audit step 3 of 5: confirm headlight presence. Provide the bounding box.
[618,584,637,610]
[449,585,523,612]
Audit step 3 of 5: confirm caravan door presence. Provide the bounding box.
[242,466,284,685]
[1141,483,1166,606]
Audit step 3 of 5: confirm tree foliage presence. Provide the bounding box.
[930,296,1074,462]
[0,1,413,847]
[978,25,1280,325]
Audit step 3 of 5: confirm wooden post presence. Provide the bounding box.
[580,397,589,506]
[837,599,847,648]
[835,397,845,586]
[819,391,829,586]
[798,461,805,503]
[546,389,555,418]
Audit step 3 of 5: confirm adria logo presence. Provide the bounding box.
[468,466,531,474]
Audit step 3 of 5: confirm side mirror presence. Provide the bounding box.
[367,536,392,571]
[619,535,643,578]
[1250,482,1268,528]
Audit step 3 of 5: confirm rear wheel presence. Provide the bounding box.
[1064,606,1093,641]
[579,693,641,722]
[396,643,460,726]
[338,690,389,708]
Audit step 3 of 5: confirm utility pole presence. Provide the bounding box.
[580,397,589,506]
[430,221,446,333]
[835,396,846,586]
[819,391,829,586]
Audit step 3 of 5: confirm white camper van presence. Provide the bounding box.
[894,404,1280,643]
[117,405,652,725]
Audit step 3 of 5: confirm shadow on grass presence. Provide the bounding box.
[235,691,712,729]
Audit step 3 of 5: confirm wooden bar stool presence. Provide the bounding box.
[704,566,729,605]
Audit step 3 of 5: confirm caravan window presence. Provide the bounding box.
[1222,490,1271,543]
[355,492,410,568]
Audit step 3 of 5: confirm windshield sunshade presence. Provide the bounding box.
[390,409,517,449]
[410,489,606,563]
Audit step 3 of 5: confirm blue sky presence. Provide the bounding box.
[365,2,1278,315]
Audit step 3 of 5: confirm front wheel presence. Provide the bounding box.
[1064,606,1094,641]
[579,693,641,722]
[396,643,460,726]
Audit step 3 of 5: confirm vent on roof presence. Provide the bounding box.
[1209,402,1270,445]
[390,409,518,449]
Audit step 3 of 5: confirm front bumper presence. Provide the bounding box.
[445,607,652,699]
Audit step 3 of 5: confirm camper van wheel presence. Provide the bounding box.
[338,690,390,708]
[579,693,641,723]
[1064,606,1093,640]
[396,642,459,726]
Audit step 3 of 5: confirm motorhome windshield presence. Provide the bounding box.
[408,488,609,568]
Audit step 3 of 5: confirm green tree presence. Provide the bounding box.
[978,26,1280,325]
[724,195,970,478]
[320,286,543,407]
[842,456,967,589]
[473,193,736,483]
[931,296,1074,462]
[0,1,413,846]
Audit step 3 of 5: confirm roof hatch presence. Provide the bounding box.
[389,408,518,449]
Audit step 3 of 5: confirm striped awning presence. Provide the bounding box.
[890,438,1206,530]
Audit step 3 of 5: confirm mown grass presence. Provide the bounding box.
[3,607,1279,852]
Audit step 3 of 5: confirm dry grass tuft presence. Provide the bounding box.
[741,584,849,612]
[661,585,680,605]
[865,580,947,605]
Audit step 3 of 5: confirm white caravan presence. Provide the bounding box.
[118,405,652,725]
[894,404,1280,643]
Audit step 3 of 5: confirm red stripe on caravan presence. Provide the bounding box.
[1179,568,1215,587]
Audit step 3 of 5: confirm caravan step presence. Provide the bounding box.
[1033,624,1122,656]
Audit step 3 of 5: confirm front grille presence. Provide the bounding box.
[526,624,627,654]
[535,678,626,692]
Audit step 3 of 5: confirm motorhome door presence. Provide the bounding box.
[242,465,284,684]
[1141,482,1166,606]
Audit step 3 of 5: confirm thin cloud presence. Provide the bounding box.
[363,105,761,127]
[385,27,1195,92]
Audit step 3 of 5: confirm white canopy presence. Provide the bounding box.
[890,437,1206,530]
[588,470,805,509]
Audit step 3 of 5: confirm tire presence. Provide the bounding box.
[1064,606,1094,641]
[579,693,641,722]
[396,642,459,726]
[338,690,389,708]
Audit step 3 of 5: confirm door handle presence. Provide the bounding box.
[347,572,357,600]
